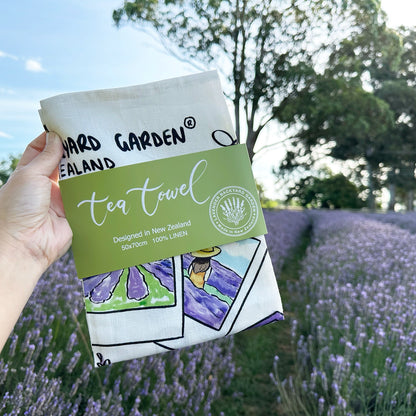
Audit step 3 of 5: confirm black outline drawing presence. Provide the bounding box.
[243,310,284,331]
[86,258,177,315]
[226,250,268,335]
[89,270,123,304]
[96,352,111,367]
[154,341,175,351]
[88,239,279,350]
[211,129,238,147]
[183,237,261,331]
[91,333,184,348]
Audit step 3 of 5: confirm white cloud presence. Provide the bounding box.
[0,131,13,139]
[0,51,45,72]
[0,88,15,95]
[0,50,18,60]
[25,59,45,72]
[0,50,45,73]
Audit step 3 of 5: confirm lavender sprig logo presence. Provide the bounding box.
[220,197,246,225]
[209,186,258,236]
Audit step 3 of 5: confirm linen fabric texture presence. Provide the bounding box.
[39,71,283,367]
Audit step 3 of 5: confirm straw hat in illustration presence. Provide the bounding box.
[188,246,221,289]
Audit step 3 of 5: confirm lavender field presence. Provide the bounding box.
[263,209,310,270]
[0,253,236,415]
[0,210,309,415]
[365,211,416,234]
[273,211,416,415]
[5,209,414,415]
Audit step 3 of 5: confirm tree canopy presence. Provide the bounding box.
[112,0,416,209]
[287,172,364,209]
[0,154,19,186]
[113,0,382,162]
[275,12,416,210]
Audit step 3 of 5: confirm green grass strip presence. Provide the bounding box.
[204,284,233,305]
[212,225,312,416]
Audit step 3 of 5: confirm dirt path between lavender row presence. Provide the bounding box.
[212,226,312,416]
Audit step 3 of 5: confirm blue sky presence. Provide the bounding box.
[0,0,413,197]
[0,0,194,157]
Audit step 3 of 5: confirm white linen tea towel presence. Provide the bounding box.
[39,71,283,366]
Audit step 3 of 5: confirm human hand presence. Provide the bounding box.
[0,131,73,270]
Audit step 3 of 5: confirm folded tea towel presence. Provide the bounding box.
[39,71,283,366]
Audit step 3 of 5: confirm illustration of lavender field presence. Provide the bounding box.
[183,238,260,330]
[83,258,176,312]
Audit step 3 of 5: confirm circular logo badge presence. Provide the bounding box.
[209,186,259,237]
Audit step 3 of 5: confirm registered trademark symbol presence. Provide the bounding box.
[184,116,196,129]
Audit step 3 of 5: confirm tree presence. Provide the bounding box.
[113,0,379,162]
[0,154,19,186]
[373,28,416,210]
[315,23,416,211]
[274,6,416,210]
[256,180,278,208]
[278,74,394,209]
[376,79,416,210]
[287,172,364,209]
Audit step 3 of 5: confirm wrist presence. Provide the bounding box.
[0,229,46,279]
[0,231,45,352]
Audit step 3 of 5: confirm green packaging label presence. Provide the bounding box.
[60,144,267,278]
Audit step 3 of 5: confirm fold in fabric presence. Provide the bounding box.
[39,71,283,366]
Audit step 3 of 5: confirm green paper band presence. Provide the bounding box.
[59,144,267,278]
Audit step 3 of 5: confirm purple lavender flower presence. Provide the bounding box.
[274,211,416,414]
[126,267,149,301]
[90,269,123,303]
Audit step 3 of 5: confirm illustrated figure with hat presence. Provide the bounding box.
[188,246,221,289]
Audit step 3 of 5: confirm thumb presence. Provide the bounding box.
[27,132,63,177]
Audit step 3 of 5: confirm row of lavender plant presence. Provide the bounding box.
[0,253,235,415]
[263,209,310,270]
[365,211,416,234]
[272,211,416,415]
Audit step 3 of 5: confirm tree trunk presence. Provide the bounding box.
[406,189,415,211]
[387,183,396,211]
[366,160,376,211]
[245,128,259,164]
[234,97,240,142]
